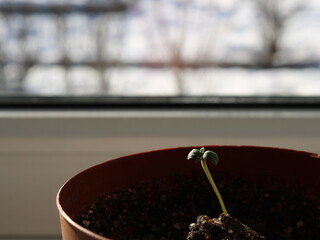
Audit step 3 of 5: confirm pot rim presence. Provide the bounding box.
[56,145,319,239]
[57,186,110,239]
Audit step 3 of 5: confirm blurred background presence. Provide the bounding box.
[0,0,320,98]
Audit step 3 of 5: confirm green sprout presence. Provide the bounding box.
[187,147,228,216]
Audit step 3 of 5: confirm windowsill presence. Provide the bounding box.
[0,108,319,236]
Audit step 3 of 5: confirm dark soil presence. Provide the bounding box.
[74,173,320,240]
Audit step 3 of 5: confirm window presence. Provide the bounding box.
[0,0,320,108]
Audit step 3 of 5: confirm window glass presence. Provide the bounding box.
[0,0,319,103]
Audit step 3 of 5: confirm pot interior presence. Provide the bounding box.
[57,145,320,220]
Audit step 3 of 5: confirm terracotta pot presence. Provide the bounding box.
[56,145,320,240]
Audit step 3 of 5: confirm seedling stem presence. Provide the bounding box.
[201,158,228,215]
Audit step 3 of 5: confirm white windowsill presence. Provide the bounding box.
[0,109,319,237]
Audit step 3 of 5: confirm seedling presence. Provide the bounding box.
[187,147,228,215]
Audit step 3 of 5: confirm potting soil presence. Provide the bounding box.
[74,173,320,240]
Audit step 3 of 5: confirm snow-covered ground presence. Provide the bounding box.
[21,66,320,96]
[0,0,320,96]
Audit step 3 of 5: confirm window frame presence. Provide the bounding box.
[0,96,320,110]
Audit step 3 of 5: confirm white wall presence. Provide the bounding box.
[0,109,320,236]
